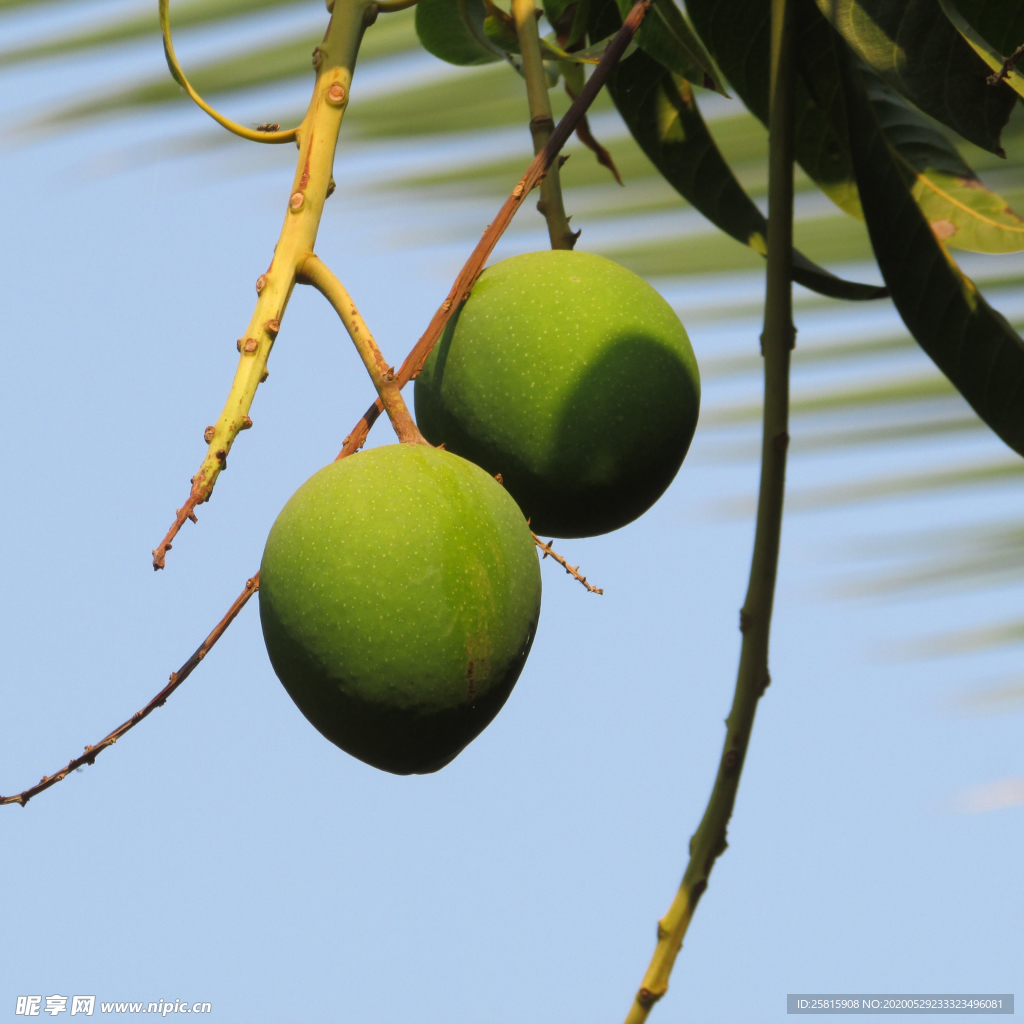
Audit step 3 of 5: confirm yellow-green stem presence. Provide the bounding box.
[621,0,795,1019]
[511,0,577,249]
[299,255,425,445]
[153,0,374,568]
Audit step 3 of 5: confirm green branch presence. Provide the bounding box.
[152,0,373,569]
[299,255,425,445]
[621,0,795,1018]
[511,0,578,249]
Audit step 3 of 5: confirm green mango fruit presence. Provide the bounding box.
[414,251,701,538]
[259,444,542,775]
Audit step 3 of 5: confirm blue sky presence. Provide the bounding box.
[1,3,1021,1020]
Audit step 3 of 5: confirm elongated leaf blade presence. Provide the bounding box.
[938,0,1024,102]
[838,43,1024,456]
[617,0,726,93]
[815,0,1016,154]
[942,0,1024,62]
[602,44,886,299]
[688,0,1024,254]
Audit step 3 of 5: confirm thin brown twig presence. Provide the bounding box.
[987,40,1024,86]
[532,533,604,594]
[1,574,260,808]
[335,0,655,460]
[565,81,624,186]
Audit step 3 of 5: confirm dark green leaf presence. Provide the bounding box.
[837,40,1024,457]
[591,8,885,298]
[613,0,726,94]
[415,0,504,65]
[946,0,1024,60]
[814,0,1016,154]
[687,0,861,215]
[688,0,1024,254]
[938,0,1024,102]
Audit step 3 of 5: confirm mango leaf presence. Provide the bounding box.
[945,0,1024,59]
[863,66,1024,253]
[814,0,1016,155]
[415,0,504,66]
[688,0,1024,254]
[600,43,886,300]
[613,0,727,95]
[541,32,616,62]
[837,43,1024,457]
[687,0,862,216]
[938,0,1024,102]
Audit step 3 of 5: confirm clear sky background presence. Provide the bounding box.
[1,2,1021,1021]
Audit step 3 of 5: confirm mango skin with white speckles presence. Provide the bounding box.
[414,251,701,537]
[259,444,541,775]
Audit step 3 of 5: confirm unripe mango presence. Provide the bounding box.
[259,444,542,775]
[414,250,701,537]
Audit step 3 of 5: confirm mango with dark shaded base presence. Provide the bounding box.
[415,250,701,538]
[259,444,542,775]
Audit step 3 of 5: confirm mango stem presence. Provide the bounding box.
[300,255,426,445]
[512,0,578,250]
[152,0,375,569]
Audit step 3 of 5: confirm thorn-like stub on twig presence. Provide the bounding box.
[637,987,664,1009]
[327,82,346,105]
[260,370,269,383]
[255,274,268,293]
[532,534,603,594]
[289,192,305,212]
[240,416,253,430]
[987,42,1024,86]
[558,154,570,169]
[311,46,323,68]
[739,609,752,633]
[265,319,280,336]
[326,178,336,199]
[203,426,216,443]
[243,338,259,354]
[236,338,243,352]
[656,920,669,940]
[759,673,771,697]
